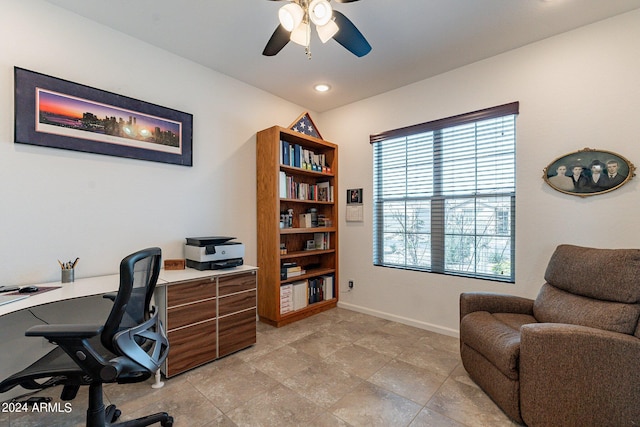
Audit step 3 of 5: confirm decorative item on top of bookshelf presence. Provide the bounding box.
[289,111,322,139]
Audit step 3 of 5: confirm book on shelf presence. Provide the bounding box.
[291,280,308,311]
[316,181,333,202]
[281,262,305,279]
[308,277,326,304]
[314,232,330,250]
[321,274,334,300]
[281,141,290,166]
[279,171,287,199]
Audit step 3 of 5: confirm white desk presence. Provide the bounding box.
[0,274,120,318]
[0,265,259,317]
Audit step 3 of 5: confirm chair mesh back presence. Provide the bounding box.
[101,248,161,354]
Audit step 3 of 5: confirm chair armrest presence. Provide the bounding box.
[520,323,640,426]
[459,292,534,321]
[26,324,103,339]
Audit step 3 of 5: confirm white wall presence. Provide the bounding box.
[2,2,639,338]
[321,9,640,336]
[0,1,308,285]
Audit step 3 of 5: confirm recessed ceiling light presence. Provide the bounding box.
[314,83,331,92]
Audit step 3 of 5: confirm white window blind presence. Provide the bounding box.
[371,102,518,282]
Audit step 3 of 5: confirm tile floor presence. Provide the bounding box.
[3,308,520,426]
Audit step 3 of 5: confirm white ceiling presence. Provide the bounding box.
[46,0,640,112]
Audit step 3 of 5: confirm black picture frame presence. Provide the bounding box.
[543,147,635,197]
[347,188,363,204]
[14,67,193,166]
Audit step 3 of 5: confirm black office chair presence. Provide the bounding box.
[0,247,173,427]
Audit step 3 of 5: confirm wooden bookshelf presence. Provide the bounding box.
[256,125,338,327]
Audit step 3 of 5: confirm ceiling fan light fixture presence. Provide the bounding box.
[309,0,333,26]
[278,3,304,32]
[316,19,339,43]
[290,21,310,46]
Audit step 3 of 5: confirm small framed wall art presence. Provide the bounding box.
[543,148,635,197]
[14,67,193,166]
[346,188,363,222]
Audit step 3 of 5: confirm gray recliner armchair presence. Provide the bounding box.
[459,244,640,426]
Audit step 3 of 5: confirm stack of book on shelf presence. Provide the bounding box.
[278,172,334,202]
[280,275,335,315]
[281,262,305,280]
[280,140,331,173]
[307,275,334,304]
[280,284,293,314]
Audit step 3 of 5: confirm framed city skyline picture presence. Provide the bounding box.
[543,147,635,197]
[14,67,193,166]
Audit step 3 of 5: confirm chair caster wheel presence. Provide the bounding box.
[105,404,121,422]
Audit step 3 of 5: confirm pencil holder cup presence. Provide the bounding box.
[62,269,75,283]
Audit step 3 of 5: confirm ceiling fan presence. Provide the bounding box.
[263,0,371,59]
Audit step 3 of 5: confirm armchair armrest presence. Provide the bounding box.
[26,323,103,339]
[520,323,640,426]
[459,292,534,321]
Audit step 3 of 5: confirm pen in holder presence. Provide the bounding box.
[59,257,79,283]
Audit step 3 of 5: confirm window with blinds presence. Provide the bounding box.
[371,102,518,282]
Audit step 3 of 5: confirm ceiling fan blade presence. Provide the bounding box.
[263,24,290,56]
[332,11,371,57]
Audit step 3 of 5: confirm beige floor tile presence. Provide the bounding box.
[396,341,461,377]
[378,321,434,339]
[409,407,468,427]
[368,358,448,405]
[186,357,280,413]
[324,343,392,379]
[426,376,518,427]
[226,383,324,427]
[308,411,353,426]
[354,329,422,357]
[283,360,363,408]
[249,344,319,382]
[289,330,352,359]
[330,381,423,427]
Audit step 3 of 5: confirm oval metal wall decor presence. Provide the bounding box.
[543,148,635,197]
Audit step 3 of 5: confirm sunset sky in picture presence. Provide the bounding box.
[37,89,181,134]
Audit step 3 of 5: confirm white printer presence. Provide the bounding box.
[184,236,244,270]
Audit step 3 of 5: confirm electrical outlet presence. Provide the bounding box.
[348,280,354,289]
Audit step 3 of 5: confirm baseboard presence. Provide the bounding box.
[336,301,459,338]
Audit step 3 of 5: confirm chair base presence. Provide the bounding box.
[87,382,173,427]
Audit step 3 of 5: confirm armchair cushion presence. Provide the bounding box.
[461,311,536,380]
[533,283,640,335]
[459,292,534,321]
[544,244,640,303]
